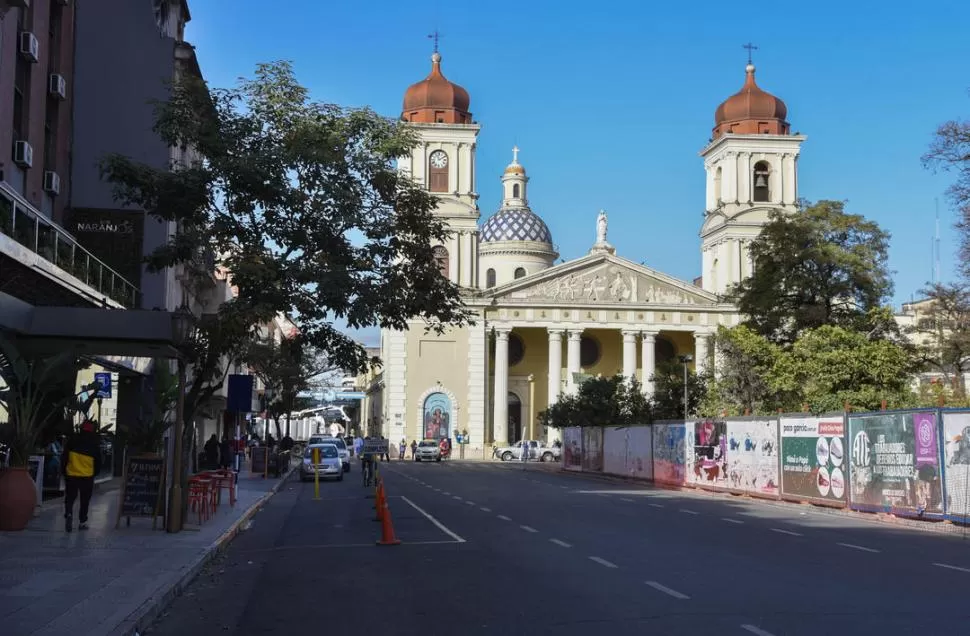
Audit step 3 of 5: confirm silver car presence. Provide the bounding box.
[414,439,442,462]
[300,443,343,482]
[309,435,351,472]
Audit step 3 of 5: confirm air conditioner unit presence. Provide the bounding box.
[13,141,33,168]
[43,171,60,195]
[48,73,66,100]
[19,32,39,63]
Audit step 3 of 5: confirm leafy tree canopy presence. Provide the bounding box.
[711,325,783,415]
[100,61,472,378]
[649,361,709,420]
[731,200,893,344]
[905,282,970,396]
[538,376,652,430]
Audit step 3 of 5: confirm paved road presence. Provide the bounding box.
[145,460,970,636]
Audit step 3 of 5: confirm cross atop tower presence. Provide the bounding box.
[512,145,520,164]
[428,30,443,53]
[742,42,758,64]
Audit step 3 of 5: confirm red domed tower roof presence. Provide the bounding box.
[713,63,789,139]
[402,52,472,124]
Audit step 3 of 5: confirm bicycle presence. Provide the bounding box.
[361,457,374,487]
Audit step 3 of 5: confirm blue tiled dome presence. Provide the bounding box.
[480,207,553,244]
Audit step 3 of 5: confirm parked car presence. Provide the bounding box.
[300,443,343,482]
[414,439,442,462]
[493,440,561,462]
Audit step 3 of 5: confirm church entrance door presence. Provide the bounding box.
[508,392,522,444]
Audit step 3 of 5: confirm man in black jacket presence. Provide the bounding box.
[62,420,102,532]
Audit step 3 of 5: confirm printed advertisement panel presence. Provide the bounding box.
[582,427,604,472]
[941,411,970,521]
[603,427,653,480]
[725,419,780,497]
[848,411,943,517]
[779,416,847,504]
[652,423,687,485]
[687,419,727,488]
[563,427,582,471]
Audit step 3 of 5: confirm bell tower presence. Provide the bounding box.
[397,48,481,288]
[699,53,805,296]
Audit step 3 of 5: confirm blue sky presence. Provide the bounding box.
[188,0,970,344]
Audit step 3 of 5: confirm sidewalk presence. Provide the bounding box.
[0,465,292,636]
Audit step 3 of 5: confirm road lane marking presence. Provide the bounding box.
[480,507,492,512]
[400,496,466,544]
[722,518,744,524]
[520,525,538,533]
[588,556,618,569]
[497,515,512,521]
[465,500,475,506]
[442,491,451,496]
[452,495,463,500]
[645,581,689,600]
[560,485,569,489]
[934,562,970,573]
[549,539,572,548]
[620,498,635,502]
[649,503,665,508]
[770,528,802,537]
[679,509,698,515]
[838,542,879,553]
[741,624,777,636]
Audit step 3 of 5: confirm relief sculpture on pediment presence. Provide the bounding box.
[516,265,701,305]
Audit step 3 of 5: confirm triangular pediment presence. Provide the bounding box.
[484,253,719,306]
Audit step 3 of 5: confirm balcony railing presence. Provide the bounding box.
[0,185,140,308]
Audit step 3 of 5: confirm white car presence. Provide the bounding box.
[309,434,351,472]
[414,439,442,462]
[301,443,343,482]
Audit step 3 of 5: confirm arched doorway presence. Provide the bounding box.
[423,392,452,440]
[508,392,522,444]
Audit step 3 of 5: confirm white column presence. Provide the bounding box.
[493,328,510,445]
[622,330,638,383]
[448,234,459,283]
[462,233,473,287]
[694,332,710,376]
[641,330,657,396]
[547,329,563,406]
[566,329,582,395]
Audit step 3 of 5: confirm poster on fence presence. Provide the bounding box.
[725,419,779,497]
[603,427,653,479]
[779,415,846,504]
[653,422,687,485]
[687,419,727,487]
[848,411,943,517]
[563,427,582,471]
[582,427,604,472]
[941,411,970,521]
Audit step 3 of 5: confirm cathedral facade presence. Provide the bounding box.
[366,53,805,452]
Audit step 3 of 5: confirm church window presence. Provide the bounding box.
[432,245,449,277]
[429,150,449,193]
[512,183,520,199]
[713,167,722,202]
[508,333,525,366]
[580,336,601,368]
[753,161,771,202]
[486,268,496,288]
[514,267,526,279]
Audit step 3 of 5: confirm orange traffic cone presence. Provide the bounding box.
[376,501,401,546]
[374,483,385,522]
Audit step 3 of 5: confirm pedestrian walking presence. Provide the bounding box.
[399,438,406,461]
[521,440,529,464]
[62,420,102,532]
[410,439,418,459]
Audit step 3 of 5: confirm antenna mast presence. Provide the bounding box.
[935,198,941,285]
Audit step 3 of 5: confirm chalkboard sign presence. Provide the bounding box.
[117,454,165,527]
[251,447,268,475]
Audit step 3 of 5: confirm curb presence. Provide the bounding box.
[555,467,970,539]
[108,469,294,636]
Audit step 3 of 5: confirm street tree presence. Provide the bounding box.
[730,200,893,344]
[100,60,472,436]
[649,361,709,420]
[538,376,652,431]
[247,336,338,439]
[906,282,970,397]
[711,325,784,415]
[770,325,916,412]
[923,107,970,276]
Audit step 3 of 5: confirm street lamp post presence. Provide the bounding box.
[167,304,195,534]
[678,354,693,421]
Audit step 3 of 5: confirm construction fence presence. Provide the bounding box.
[563,409,970,523]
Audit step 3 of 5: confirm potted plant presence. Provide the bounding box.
[0,337,78,531]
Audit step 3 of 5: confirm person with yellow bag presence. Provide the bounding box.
[61,419,102,532]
